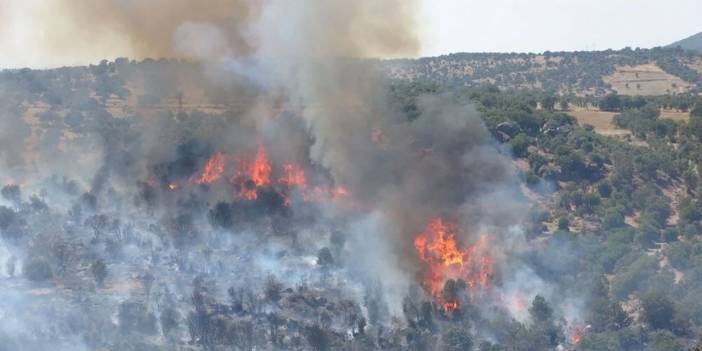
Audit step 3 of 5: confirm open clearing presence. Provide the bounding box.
[569,108,690,137]
[603,63,691,95]
[567,109,630,136]
[660,110,690,122]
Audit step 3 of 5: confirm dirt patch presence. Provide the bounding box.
[661,183,686,226]
[568,109,630,136]
[603,63,691,96]
[660,109,690,122]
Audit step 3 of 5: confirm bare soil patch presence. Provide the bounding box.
[568,109,630,136]
[603,63,691,95]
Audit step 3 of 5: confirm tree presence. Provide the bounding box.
[641,292,674,330]
[557,217,570,231]
[0,206,16,230]
[91,259,107,288]
[678,198,701,222]
[529,295,553,322]
[305,325,331,351]
[264,275,283,303]
[600,94,622,112]
[1,185,21,203]
[645,330,684,351]
[317,247,334,267]
[509,133,530,158]
[602,208,625,229]
[442,327,473,351]
[635,223,660,249]
[542,95,557,112]
[559,100,570,111]
[597,181,612,198]
[23,257,53,282]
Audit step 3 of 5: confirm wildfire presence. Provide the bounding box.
[566,322,589,345]
[235,144,272,200]
[413,218,493,311]
[174,144,350,205]
[278,163,307,189]
[193,152,225,185]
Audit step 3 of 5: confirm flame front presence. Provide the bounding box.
[235,144,272,200]
[178,145,349,205]
[194,152,225,185]
[414,218,493,311]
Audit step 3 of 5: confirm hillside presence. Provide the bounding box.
[669,31,702,53]
[2,56,702,350]
[386,47,702,96]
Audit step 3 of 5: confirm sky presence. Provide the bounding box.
[0,0,701,68]
[419,0,702,56]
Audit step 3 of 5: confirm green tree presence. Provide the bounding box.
[509,133,530,158]
[529,295,553,322]
[645,330,684,351]
[559,99,570,111]
[678,198,701,222]
[558,217,570,231]
[542,95,557,112]
[641,292,674,330]
[600,94,622,112]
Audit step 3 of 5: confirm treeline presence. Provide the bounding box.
[386,46,702,96]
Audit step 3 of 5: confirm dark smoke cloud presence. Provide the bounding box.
[16,0,419,63]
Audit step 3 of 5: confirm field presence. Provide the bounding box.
[568,107,691,137]
[567,109,629,136]
[660,109,691,122]
[602,63,691,96]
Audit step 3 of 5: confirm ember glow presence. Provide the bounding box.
[193,152,225,185]
[414,218,493,310]
[566,322,589,345]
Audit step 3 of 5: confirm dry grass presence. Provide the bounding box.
[567,109,630,136]
[660,110,690,122]
[603,63,691,96]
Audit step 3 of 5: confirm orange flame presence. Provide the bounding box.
[168,183,178,190]
[566,322,588,345]
[278,163,307,189]
[414,218,493,311]
[235,144,272,200]
[194,152,225,185]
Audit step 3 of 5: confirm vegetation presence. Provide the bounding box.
[2,53,702,349]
